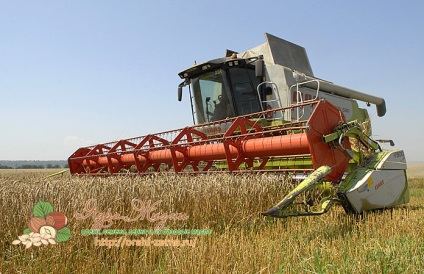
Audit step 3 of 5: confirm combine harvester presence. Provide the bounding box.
[68,33,409,218]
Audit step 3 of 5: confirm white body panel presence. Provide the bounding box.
[345,169,407,212]
[290,86,356,121]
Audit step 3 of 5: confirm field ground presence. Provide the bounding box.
[406,163,424,178]
[0,168,423,273]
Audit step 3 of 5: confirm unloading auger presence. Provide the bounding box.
[68,33,409,217]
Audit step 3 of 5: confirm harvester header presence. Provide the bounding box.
[68,33,408,218]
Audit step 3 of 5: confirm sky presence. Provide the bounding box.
[1,1,423,162]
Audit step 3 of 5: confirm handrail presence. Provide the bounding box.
[256,81,284,120]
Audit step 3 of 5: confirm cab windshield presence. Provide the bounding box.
[191,69,234,123]
[191,67,261,124]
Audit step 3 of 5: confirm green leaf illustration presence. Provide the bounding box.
[23,228,31,235]
[56,227,72,243]
[33,200,54,217]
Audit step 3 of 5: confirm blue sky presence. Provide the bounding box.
[1,1,423,162]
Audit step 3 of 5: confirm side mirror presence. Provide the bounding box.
[255,55,264,78]
[178,86,183,101]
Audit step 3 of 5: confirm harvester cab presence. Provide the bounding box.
[68,33,409,218]
[178,33,384,128]
[178,55,262,123]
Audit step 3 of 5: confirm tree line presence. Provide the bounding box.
[0,161,68,169]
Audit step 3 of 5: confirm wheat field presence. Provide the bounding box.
[0,169,423,273]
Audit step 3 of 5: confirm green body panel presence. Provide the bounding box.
[350,102,372,135]
[215,157,313,171]
[365,151,393,169]
[339,151,394,192]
